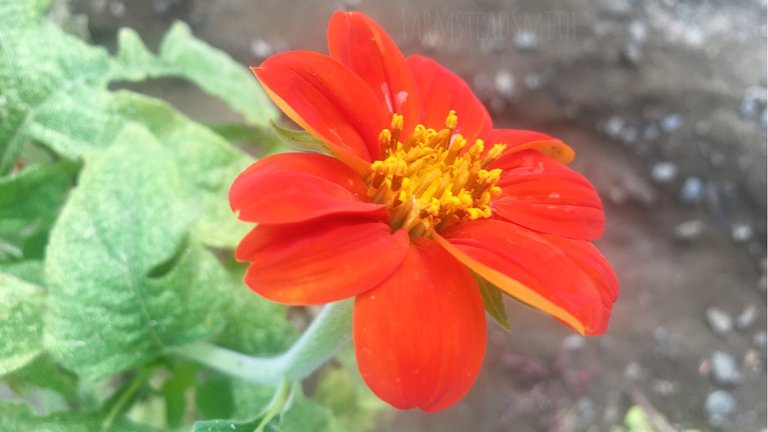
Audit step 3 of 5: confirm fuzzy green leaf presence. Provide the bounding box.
[0,162,77,260]
[44,125,228,380]
[112,91,253,249]
[0,4,259,249]
[0,401,160,432]
[113,22,277,126]
[0,273,44,375]
[0,0,112,173]
[215,259,296,356]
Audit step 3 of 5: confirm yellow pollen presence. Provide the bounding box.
[367,111,506,237]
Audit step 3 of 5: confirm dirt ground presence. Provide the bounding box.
[71,0,767,430]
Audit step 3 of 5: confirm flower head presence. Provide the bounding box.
[230,11,618,411]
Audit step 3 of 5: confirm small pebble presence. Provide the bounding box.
[624,362,643,381]
[739,86,767,120]
[661,113,683,132]
[743,349,763,374]
[561,334,586,351]
[628,20,648,43]
[679,177,704,204]
[710,351,741,386]
[673,220,704,242]
[753,331,767,348]
[514,31,539,51]
[736,305,758,330]
[731,224,754,242]
[494,71,515,98]
[250,39,273,58]
[705,390,736,426]
[643,123,660,141]
[651,161,678,184]
[706,307,733,335]
[604,116,625,138]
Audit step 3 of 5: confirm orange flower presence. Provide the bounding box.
[230,11,618,411]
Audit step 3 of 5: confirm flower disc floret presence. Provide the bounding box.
[368,111,506,237]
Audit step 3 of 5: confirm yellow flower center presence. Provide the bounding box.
[367,111,506,237]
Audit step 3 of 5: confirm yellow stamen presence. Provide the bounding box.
[367,111,506,236]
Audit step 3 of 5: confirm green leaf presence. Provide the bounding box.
[215,259,296,356]
[160,361,198,428]
[195,372,235,420]
[0,259,44,285]
[0,2,112,173]
[18,87,253,249]
[1,5,258,249]
[6,354,79,401]
[278,392,339,432]
[0,273,44,375]
[474,274,510,331]
[112,91,253,249]
[44,125,228,380]
[208,123,287,156]
[0,162,77,260]
[113,22,277,126]
[191,416,279,432]
[0,400,160,432]
[270,121,331,155]
[229,381,275,422]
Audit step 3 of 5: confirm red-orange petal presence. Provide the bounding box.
[354,238,487,412]
[489,150,604,240]
[327,11,419,129]
[485,128,575,164]
[239,218,409,305]
[539,234,619,334]
[435,219,610,335]
[252,51,390,169]
[406,55,492,141]
[229,153,385,225]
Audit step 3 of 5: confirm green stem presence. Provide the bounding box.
[175,300,353,384]
[100,366,154,432]
[254,379,292,432]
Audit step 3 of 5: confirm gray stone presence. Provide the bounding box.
[736,305,759,330]
[651,161,678,184]
[679,177,704,204]
[705,390,736,426]
[673,220,704,242]
[710,351,741,386]
[561,334,585,351]
[731,223,754,242]
[753,331,767,348]
[250,39,273,58]
[494,71,515,97]
[661,114,683,132]
[739,86,767,120]
[514,31,539,51]
[604,116,625,138]
[706,307,733,335]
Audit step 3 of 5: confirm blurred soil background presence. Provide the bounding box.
[65,0,767,430]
